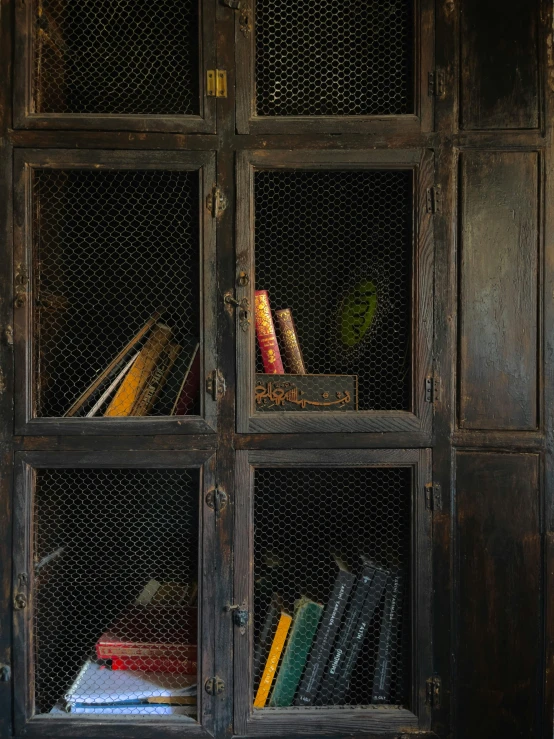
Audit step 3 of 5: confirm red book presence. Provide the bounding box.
[255,290,284,374]
[96,606,197,674]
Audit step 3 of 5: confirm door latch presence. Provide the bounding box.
[224,293,251,332]
[226,603,248,634]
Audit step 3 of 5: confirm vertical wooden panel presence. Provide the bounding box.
[456,452,541,739]
[460,0,539,130]
[459,151,539,430]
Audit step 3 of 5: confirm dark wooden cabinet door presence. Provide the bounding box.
[233,449,432,736]
[14,0,216,133]
[13,149,218,436]
[12,451,217,738]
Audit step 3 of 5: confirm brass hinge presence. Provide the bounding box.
[426,675,441,708]
[205,676,225,696]
[425,483,442,512]
[426,185,442,214]
[206,369,226,401]
[206,186,227,219]
[207,69,228,98]
[425,376,439,403]
[428,69,446,99]
[206,485,228,518]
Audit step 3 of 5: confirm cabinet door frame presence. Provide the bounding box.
[233,448,433,736]
[13,149,218,436]
[235,149,435,437]
[235,0,434,135]
[12,450,217,739]
[13,0,216,133]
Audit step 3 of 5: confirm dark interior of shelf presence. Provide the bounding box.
[253,466,412,708]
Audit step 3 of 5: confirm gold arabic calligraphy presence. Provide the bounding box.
[255,382,352,409]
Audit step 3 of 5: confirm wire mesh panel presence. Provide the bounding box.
[32,467,200,718]
[254,169,413,413]
[255,0,414,117]
[33,0,199,115]
[253,467,411,709]
[32,167,201,419]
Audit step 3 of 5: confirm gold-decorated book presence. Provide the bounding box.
[275,308,306,374]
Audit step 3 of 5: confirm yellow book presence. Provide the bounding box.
[104,324,172,417]
[130,342,182,417]
[253,612,292,709]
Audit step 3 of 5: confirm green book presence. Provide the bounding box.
[269,596,323,707]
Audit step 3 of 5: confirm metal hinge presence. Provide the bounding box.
[425,483,442,512]
[206,186,227,219]
[426,675,441,708]
[205,676,225,696]
[426,185,442,214]
[206,485,228,518]
[207,69,228,98]
[425,376,438,403]
[206,369,226,401]
[428,69,446,99]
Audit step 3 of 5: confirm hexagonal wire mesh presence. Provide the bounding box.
[33,168,201,418]
[254,169,413,412]
[253,467,411,708]
[33,0,199,115]
[33,468,200,717]
[255,0,414,117]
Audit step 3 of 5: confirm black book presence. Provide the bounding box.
[332,562,389,705]
[253,592,284,689]
[295,556,356,706]
[316,559,376,705]
[371,567,403,704]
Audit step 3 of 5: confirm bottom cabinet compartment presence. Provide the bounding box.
[234,450,432,736]
[13,452,215,738]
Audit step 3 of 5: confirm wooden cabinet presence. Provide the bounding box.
[0,1,551,738]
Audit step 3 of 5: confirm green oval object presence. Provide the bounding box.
[340,279,378,347]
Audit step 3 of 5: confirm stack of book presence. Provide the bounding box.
[253,557,403,708]
[64,312,200,418]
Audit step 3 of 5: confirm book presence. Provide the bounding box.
[104,323,172,417]
[253,592,285,686]
[63,659,196,714]
[172,343,201,416]
[85,353,139,417]
[274,308,306,374]
[130,342,181,417]
[268,597,323,707]
[253,611,293,708]
[151,341,197,415]
[317,559,376,704]
[64,311,163,417]
[255,290,285,374]
[295,557,356,705]
[331,562,389,704]
[96,605,197,673]
[371,568,403,705]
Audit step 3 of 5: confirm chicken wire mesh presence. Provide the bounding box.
[33,0,199,115]
[32,168,201,418]
[254,169,413,412]
[253,467,411,708]
[32,468,200,717]
[255,0,414,117]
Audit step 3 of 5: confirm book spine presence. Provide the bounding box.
[274,308,306,374]
[371,570,403,705]
[131,343,181,417]
[255,291,285,374]
[173,345,201,416]
[317,564,375,705]
[84,353,139,417]
[253,612,292,708]
[269,599,323,707]
[332,566,389,704]
[104,324,172,417]
[295,569,356,705]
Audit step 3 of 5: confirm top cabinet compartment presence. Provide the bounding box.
[236,0,434,134]
[14,0,216,132]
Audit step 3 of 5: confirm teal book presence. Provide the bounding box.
[269,597,323,707]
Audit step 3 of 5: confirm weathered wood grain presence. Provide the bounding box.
[459,150,539,430]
